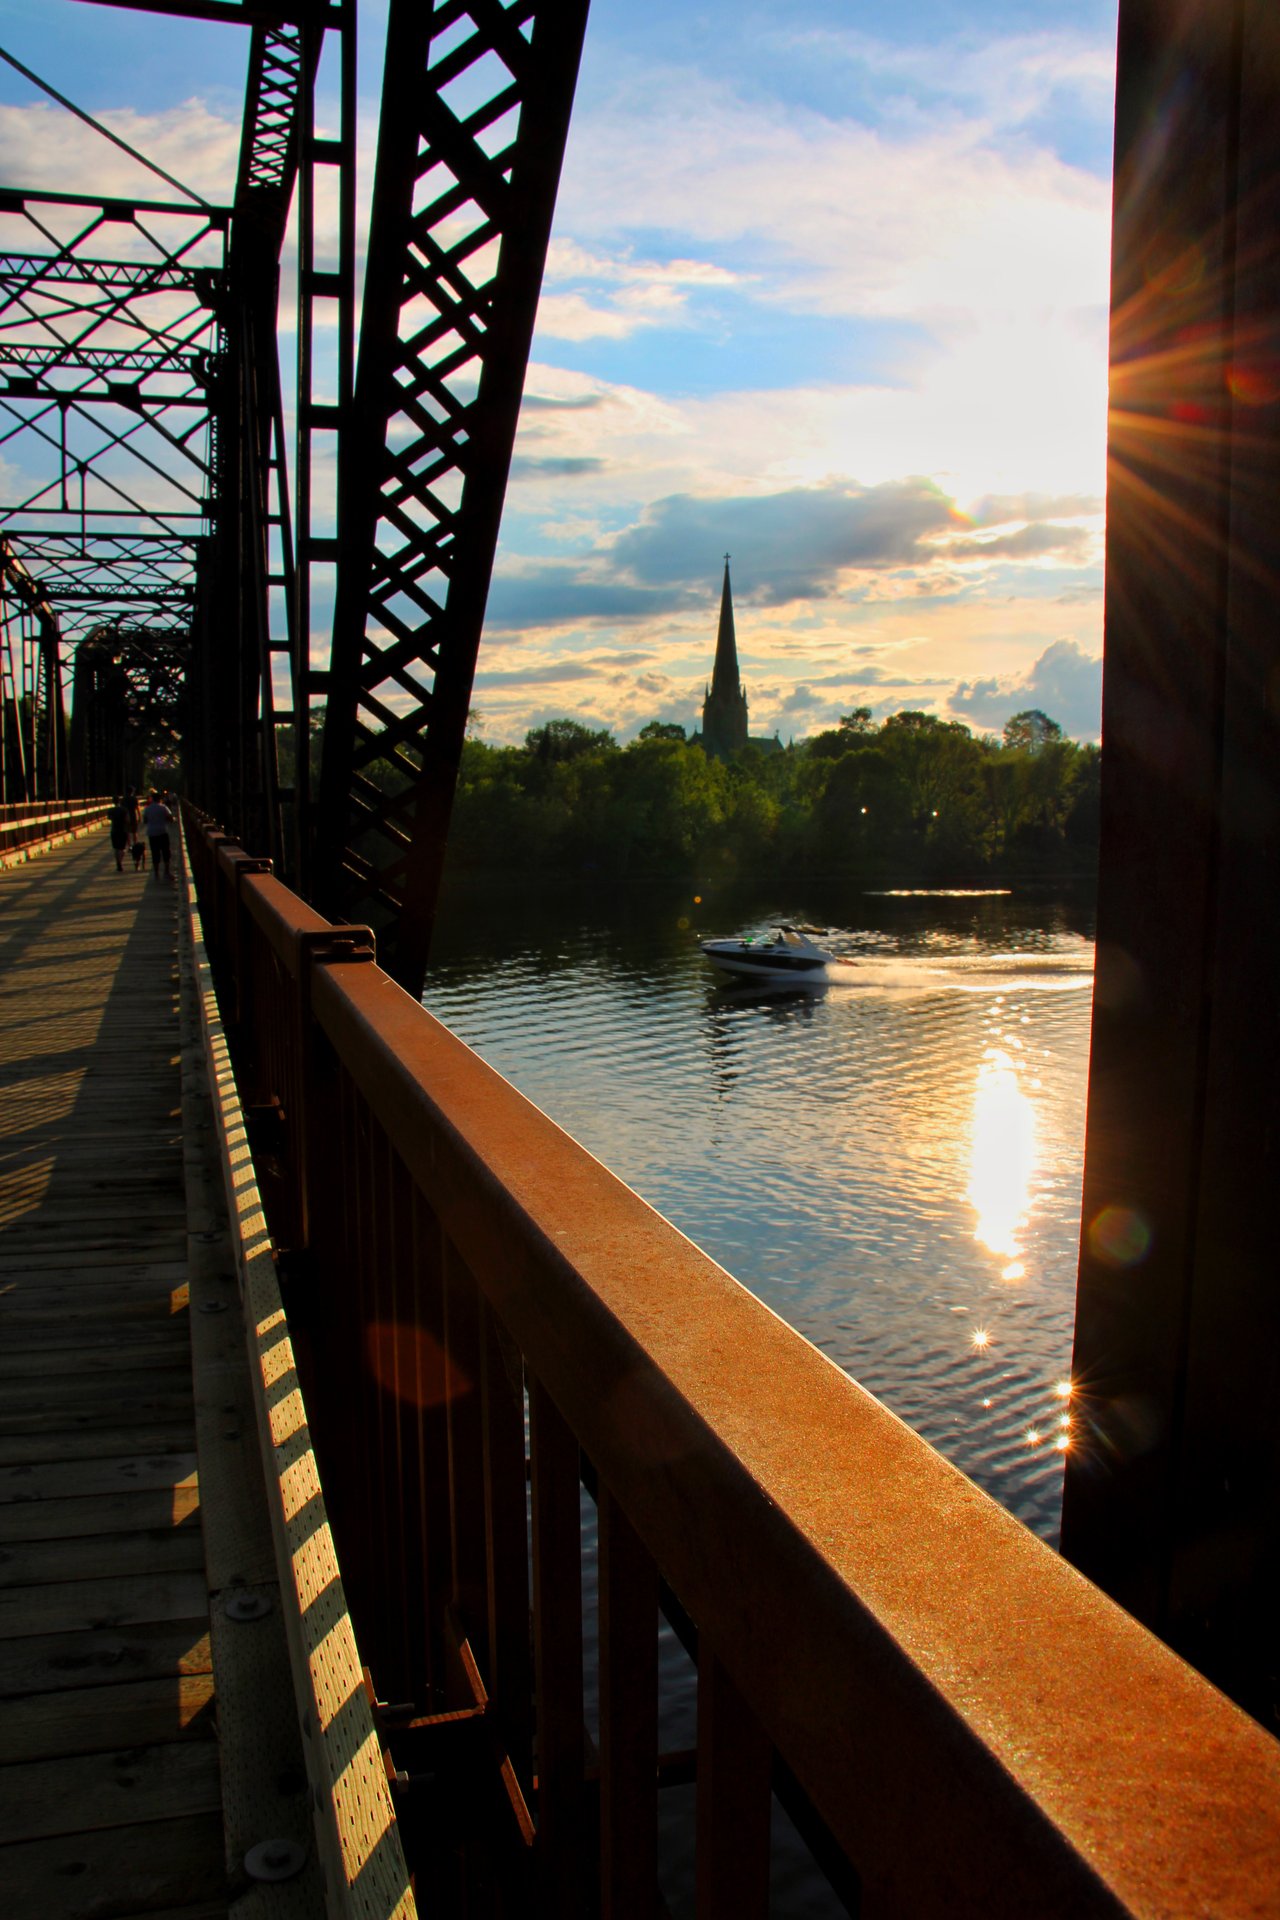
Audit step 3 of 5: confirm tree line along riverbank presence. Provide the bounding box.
[435,707,1100,886]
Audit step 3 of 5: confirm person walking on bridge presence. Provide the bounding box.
[107,795,129,872]
[126,786,146,871]
[142,789,174,884]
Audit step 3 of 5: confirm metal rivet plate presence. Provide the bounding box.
[245,1838,307,1882]
[225,1590,272,1622]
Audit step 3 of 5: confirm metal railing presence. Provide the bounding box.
[0,795,111,856]
[183,804,1280,1918]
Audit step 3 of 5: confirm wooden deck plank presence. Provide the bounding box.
[0,1428,196,1469]
[0,1207,185,1234]
[0,1326,191,1362]
[0,1226,185,1254]
[0,1570,209,1640]
[0,1743,223,1844]
[0,1294,188,1325]
[0,1525,208,1589]
[0,1487,201,1544]
[0,1811,226,1919]
[0,1619,212,1698]
[0,1251,189,1277]
[0,1332,191,1372]
[0,1672,216,1764]
[0,1262,188,1291]
[0,1365,195,1407]
[0,1395,199,1437]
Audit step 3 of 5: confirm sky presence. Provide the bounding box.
[0,0,1119,743]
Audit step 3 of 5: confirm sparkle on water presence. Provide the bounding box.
[428,880,1094,1544]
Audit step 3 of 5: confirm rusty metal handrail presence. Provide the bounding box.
[0,795,112,856]
[181,803,1280,1918]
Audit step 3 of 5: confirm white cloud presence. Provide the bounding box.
[763,26,1116,137]
[950,638,1102,741]
[514,351,1106,528]
[0,99,239,205]
[536,243,741,341]
[545,239,739,290]
[557,50,1112,330]
[536,284,693,341]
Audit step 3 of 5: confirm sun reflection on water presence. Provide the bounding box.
[967,1045,1037,1263]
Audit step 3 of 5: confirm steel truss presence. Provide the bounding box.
[2,1,588,991]
[69,622,186,796]
[316,0,590,989]
[0,181,224,800]
[0,539,64,803]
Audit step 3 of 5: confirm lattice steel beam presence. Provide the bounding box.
[0,188,231,223]
[40,581,194,601]
[76,0,339,24]
[239,22,306,198]
[316,0,591,992]
[0,254,213,297]
[0,342,213,382]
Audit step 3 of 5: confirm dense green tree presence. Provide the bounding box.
[439,707,1096,881]
[525,718,617,761]
[1003,708,1064,753]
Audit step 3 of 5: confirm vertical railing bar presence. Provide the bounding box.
[371,1116,401,1687]
[480,1296,533,1792]
[413,1186,453,1705]
[346,1062,382,1656]
[441,1234,489,1680]
[368,1114,398,1683]
[771,1752,862,1918]
[529,1371,587,1916]
[598,1483,659,1920]
[385,1144,425,1705]
[695,1650,771,1920]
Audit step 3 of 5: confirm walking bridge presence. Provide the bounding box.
[3,3,1280,1914]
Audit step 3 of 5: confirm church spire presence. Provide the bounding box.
[701,554,749,760]
[711,553,740,699]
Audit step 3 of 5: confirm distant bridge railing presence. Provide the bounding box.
[0,795,111,858]
[183,804,1280,1918]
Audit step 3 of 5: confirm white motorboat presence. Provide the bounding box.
[700,924,835,981]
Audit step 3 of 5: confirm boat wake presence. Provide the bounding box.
[821,950,1093,995]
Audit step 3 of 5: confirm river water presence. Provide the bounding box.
[427,878,1095,1911]
[428,878,1095,1545]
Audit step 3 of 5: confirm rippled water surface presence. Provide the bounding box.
[428,881,1095,1543]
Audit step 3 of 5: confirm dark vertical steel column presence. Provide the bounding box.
[1062,0,1280,1734]
[221,9,346,869]
[239,275,285,865]
[187,537,217,812]
[294,0,356,892]
[37,609,65,799]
